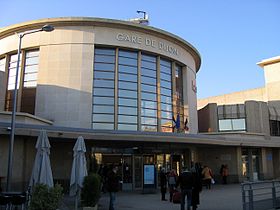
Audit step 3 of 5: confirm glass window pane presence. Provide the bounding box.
[119,98,137,107]
[94,54,115,63]
[142,54,156,62]
[24,65,38,73]
[119,57,137,66]
[93,88,114,97]
[118,124,137,131]
[161,111,172,119]
[0,58,6,72]
[141,68,156,78]
[93,114,114,122]
[161,80,171,89]
[160,65,171,75]
[161,88,172,96]
[24,81,37,87]
[219,119,232,131]
[119,65,137,74]
[161,103,172,112]
[161,72,171,81]
[160,59,171,68]
[26,50,39,58]
[141,60,156,70]
[119,81,137,90]
[141,108,157,117]
[141,125,157,132]
[119,115,137,123]
[142,92,156,101]
[232,119,246,130]
[93,105,114,114]
[141,100,157,109]
[93,97,114,105]
[94,80,114,88]
[161,119,173,127]
[119,73,137,82]
[161,95,171,104]
[141,76,156,85]
[119,107,137,115]
[119,50,137,59]
[141,117,157,125]
[24,73,37,81]
[119,89,137,98]
[95,48,115,56]
[94,71,114,80]
[93,123,114,130]
[141,84,156,93]
[94,63,115,71]
[25,57,39,65]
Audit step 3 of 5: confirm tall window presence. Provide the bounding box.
[175,65,184,128]
[5,54,22,111]
[118,50,138,131]
[21,50,39,114]
[0,57,5,72]
[141,54,157,132]
[92,48,115,130]
[160,59,173,132]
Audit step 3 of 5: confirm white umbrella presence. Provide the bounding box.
[29,130,54,188]
[69,136,88,210]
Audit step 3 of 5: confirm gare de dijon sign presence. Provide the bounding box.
[116,33,179,56]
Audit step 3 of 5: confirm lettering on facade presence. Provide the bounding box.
[116,33,179,56]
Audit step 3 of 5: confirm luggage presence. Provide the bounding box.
[172,190,181,204]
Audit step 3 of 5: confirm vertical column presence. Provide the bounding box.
[114,48,119,130]
[137,52,141,131]
[156,56,161,132]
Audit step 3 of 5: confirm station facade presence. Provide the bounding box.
[0,17,279,191]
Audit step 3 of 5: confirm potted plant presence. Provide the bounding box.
[81,173,101,210]
[29,183,63,210]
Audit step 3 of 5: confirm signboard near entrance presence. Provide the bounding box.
[143,164,156,193]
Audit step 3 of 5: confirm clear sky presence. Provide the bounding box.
[1,0,279,99]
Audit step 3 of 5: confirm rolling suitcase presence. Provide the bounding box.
[172,190,181,204]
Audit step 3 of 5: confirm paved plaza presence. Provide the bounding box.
[61,184,243,210]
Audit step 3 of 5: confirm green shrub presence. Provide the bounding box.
[29,184,63,210]
[81,173,101,207]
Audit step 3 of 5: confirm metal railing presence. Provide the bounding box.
[241,180,280,210]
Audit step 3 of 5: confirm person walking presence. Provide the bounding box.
[176,167,194,210]
[159,167,167,201]
[107,165,120,210]
[201,165,213,189]
[191,163,203,210]
[168,169,177,202]
[222,164,229,184]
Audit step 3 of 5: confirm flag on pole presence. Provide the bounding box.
[173,113,180,129]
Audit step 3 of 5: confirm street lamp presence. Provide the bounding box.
[6,24,54,191]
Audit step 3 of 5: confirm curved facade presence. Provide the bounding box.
[0,17,201,134]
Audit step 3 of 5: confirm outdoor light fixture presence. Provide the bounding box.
[6,24,55,191]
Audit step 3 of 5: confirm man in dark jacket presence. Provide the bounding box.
[159,167,167,201]
[176,167,194,210]
[107,165,119,210]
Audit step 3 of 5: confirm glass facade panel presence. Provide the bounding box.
[93,105,114,114]
[93,48,115,128]
[118,124,137,131]
[141,117,157,125]
[92,48,185,133]
[119,65,137,74]
[141,108,157,117]
[219,118,246,131]
[232,119,246,130]
[119,107,137,115]
[118,115,137,123]
[119,98,137,107]
[93,123,114,130]
[118,50,138,129]
[141,84,156,93]
[93,96,114,105]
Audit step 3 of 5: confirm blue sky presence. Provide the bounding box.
[1,0,279,99]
